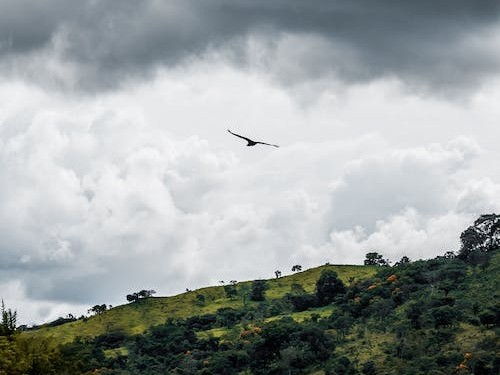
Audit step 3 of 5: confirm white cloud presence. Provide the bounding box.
[323,210,472,264]
[0,63,499,325]
[327,138,481,231]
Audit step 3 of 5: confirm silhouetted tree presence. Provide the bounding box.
[458,214,500,262]
[88,304,107,315]
[126,293,139,303]
[126,289,156,303]
[138,289,156,298]
[364,252,389,266]
[442,251,456,259]
[395,256,410,266]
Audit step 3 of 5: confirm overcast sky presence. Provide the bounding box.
[1,0,500,325]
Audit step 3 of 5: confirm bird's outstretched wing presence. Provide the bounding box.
[227,129,279,148]
[227,129,253,143]
[255,141,279,148]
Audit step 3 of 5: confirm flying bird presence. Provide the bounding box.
[227,129,279,148]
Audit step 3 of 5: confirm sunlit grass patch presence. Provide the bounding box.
[103,346,129,358]
[196,327,230,340]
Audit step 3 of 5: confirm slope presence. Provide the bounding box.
[21,264,377,344]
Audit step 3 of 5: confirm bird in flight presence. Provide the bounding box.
[227,129,279,148]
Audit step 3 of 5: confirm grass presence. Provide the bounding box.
[265,305,337,323]
[196,327,231,340]
[22,264,377,344]
[104,347,129,359]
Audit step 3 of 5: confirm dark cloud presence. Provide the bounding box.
[1,0,499,92]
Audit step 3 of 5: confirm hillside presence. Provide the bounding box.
[22,264,377,344]
[1,214,499,375]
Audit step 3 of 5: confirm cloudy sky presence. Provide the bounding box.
[1,0,500,324]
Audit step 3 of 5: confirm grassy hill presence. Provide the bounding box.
[7,244,499,374]
[21,264,377,344]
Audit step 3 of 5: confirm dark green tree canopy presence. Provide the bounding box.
[1,300,17,336]
[251,280,267,301]
[364,252,389,266]
[459,213,500,262]
[316,270,346,306]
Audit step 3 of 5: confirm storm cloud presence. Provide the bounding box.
[1,0,499,93]
[2,2,500,325]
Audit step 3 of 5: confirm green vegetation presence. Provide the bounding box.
[21,264,375,345]
[1,214,499,374]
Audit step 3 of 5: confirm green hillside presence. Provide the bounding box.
[22,264,377,344]
[7,251,497,375]
[2,214,499,374]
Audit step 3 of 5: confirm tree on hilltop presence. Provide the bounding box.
[292,264,302,272]
[88,304,107,315]
[364,252,389,266]
[126,289,156,303]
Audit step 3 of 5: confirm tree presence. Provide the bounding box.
[224,283,238,299]
[279,345,306,374]
[479,308,498,327]
[439,262,467,283]
[364,252,389,266]
[458,214,500,262]
[251,280,267,301]
[362,360,377,375]
[316,270,345,306]
[0,300,16,336]
[126,289,156,303]
[239,283,252,306]
[138,289,156,298]
[430,305,458,328]
[291,265,302,272]
[330,314,354,339]
[442,251,456,259]
[406,302,424,329]
[394,256,410,266]
[88,304,107,315]
[126,293,139,303]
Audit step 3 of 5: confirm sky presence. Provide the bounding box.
[1,0,500,325]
